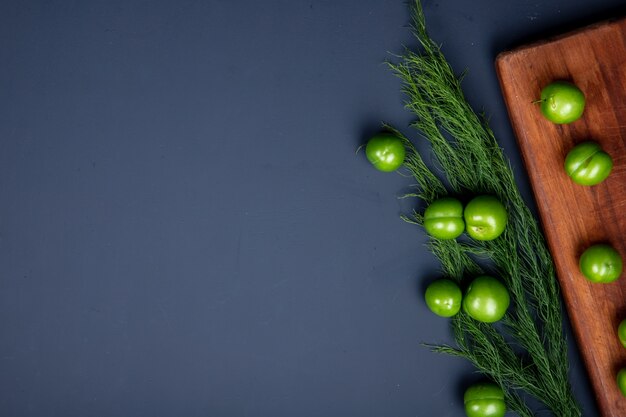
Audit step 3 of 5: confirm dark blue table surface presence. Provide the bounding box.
[2,1,626,416]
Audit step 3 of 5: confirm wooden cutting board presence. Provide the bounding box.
[496,18,626,417]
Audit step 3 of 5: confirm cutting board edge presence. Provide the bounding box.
[495,17,626,67]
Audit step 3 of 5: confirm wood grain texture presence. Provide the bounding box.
[496,18,626,417]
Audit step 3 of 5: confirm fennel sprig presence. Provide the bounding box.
[388,2,581,416]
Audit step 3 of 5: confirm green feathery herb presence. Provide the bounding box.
[388,2,581,416]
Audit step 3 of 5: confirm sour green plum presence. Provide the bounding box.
[579,244,623,283]
[618,319,626,348]
[463,276,510,323]
[423,197,464,240]
[464,382,506,417]
[564,141,612,186]
[365,133,406,172]
[539,81,585,124]
[464,196,507,241]
[424,279,462,317]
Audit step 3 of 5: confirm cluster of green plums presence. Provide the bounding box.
[422,195,510,415]
[533,81,612,184]
[364,94,622,405]
[541,81,626,397]
[422,196,511,322]
[364,134,510,415]
[423,195,508,241]
[539,83,623,283]
[616,320,626,397]
[617,320,626,397]
[425,276,509,416]
[425,274,510,416]
[422,194,511,325]
[539,81,613,186]
[365,134,510,241]
[425,275,510,323]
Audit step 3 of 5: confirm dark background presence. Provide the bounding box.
[2,1,625,416]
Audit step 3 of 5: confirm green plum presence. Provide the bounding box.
[464,382,506,417]
[539,81,585,124]
[423,197,465,240]
[564,141,613,186]
[464,196,508,241]
[579,244,623,283]
[463,276,510,323]
[365,133,406,172]
[424,279,462,318]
